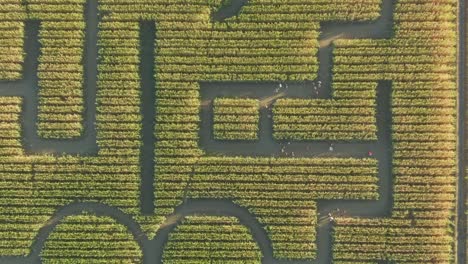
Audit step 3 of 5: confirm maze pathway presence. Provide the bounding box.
[0,0,459,263]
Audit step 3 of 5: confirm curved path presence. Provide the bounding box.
[1,200,273,264]
[28,202,147,263]
[0,201,146,264]
[147,199,274,263]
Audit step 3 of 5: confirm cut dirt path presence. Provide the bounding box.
[456,0,467,262]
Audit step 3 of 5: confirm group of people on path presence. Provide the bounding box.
[326,208,347,222]
[275,82,289,93]
[270,82,376,158]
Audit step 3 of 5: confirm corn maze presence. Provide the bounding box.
[0,0,463,263]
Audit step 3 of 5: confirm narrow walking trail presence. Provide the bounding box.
[139,21,157,215]
[456,0,467,262]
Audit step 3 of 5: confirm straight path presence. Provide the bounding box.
[457,0,467,262]
[139,21,157,215]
